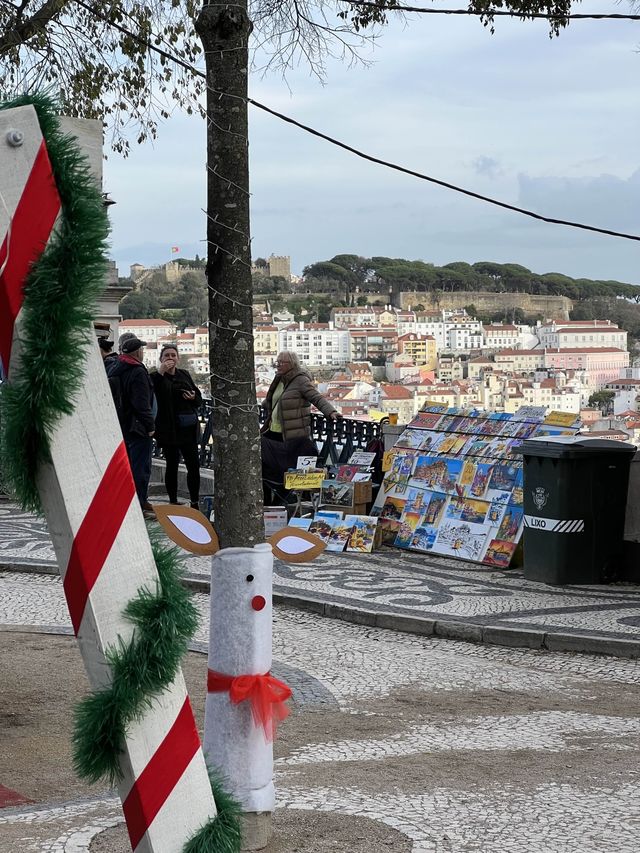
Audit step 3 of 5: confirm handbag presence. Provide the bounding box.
[177,412,198,428]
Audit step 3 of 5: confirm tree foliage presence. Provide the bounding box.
[0,0,207,154]
[0,0,578,157]
[120,268,206,326]
[303,254,640,302]
[588,390,615,412]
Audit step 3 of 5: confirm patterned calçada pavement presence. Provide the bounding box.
[2,569,640,852]
[2,500,640,655]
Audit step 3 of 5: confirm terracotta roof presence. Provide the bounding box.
[120,318,174,327]
[545,347,628,355]
[557,327,624,335]
[543,320,614,327]
[495,349,543,357]
[350,329,398,338]
[380,385,413,399]
[398,333,436,341]
[586,429,631,438]
[605,378,640,385]
[483,324,518,332]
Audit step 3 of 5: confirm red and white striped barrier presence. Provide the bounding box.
[0,104,217,852]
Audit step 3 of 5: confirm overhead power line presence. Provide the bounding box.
[340,2,640,22]
[71,0,640,243]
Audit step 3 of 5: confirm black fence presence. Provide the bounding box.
[154,400,383,467]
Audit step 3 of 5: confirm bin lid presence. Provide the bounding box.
[518,434,637,459]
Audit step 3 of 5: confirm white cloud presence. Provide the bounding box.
[104,0,640,282]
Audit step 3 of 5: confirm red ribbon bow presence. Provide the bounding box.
[207,669,292,741]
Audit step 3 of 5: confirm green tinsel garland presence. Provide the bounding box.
[0,93,110,512]
[0,95,241,852]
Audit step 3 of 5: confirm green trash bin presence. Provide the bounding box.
[519,436,636,585]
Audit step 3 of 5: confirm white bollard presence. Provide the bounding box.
[204,543,290,814]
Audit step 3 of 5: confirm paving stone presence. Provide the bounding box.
[544,632,640,659]
[2,574,640,852]
[374,612,436,637]
[482,625,546,650]
[2,501,640,654]
[435,620,484,643]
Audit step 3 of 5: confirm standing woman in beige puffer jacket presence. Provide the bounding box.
[261,351,341,503]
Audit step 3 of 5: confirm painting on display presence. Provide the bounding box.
[372,404,580,567]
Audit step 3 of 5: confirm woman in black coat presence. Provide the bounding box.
[151,345,203,508]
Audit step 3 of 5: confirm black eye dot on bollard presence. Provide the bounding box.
[246,574,254,583]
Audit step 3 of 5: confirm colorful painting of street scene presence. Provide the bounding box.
[484,538,517,568]
[411,456,463,493]
[409,524,438,552]
[445,497,490,526]
[375,403,580,567]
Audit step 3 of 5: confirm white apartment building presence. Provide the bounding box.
[612,388,640,416]
[119,318,177,342]
[253,325,279,358]
[536,319,627,350]
[618,366,640,381]
[156,330,205,357]
[494,349,546,373]
[385,354,436,383]
[330,306,388,328]
[183,327,209,354]
[332,306,486,352]
[476,371,586,414]
[448,327,484,350]
[278,322,351,366]
[422,383,481,410]
[482,324,521,350]
[413,316,483,351]
[141,342,160,370]
[436,355,465,382]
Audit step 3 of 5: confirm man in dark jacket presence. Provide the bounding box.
[109,336,156,517]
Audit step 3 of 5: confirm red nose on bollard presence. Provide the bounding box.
[251,595,266,611]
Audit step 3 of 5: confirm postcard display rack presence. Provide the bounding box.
[370,405,580,568]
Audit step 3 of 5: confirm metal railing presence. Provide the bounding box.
[154,400,383,467]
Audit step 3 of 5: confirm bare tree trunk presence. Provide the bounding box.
[196,0,263,548]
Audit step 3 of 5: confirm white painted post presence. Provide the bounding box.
[0,104,217,852]
[204,544,279,848]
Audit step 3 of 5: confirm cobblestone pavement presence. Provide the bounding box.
[2,502,640,651]
[2,571,640,851]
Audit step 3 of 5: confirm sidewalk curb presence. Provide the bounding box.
[3,562,639,660]
[181,576,640,660]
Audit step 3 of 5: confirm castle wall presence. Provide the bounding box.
[396,290,573,320]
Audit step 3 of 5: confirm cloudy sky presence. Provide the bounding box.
[104,0,640,283]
